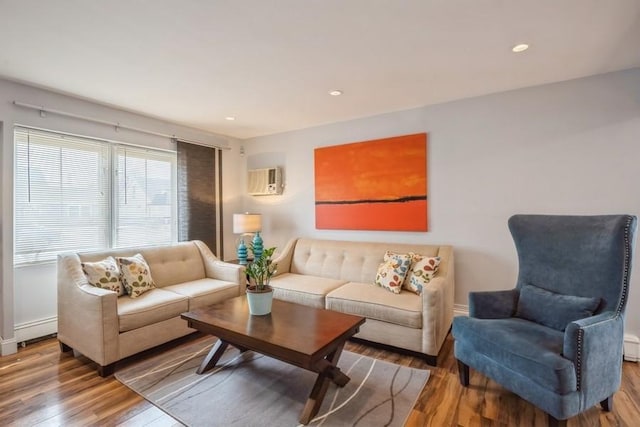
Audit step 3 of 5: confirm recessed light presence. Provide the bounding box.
[329,90,343,96]
[512,43,529,53]
[225,116,236,121]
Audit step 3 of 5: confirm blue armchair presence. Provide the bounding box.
[452,215,637,426]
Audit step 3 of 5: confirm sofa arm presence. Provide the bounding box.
[563,312,623,407]
[57,254,119,366]
[193,240,245,286]
[421,274,454,356]
[468,290,518,319]
[270,238,298,277]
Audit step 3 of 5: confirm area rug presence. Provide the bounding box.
[115,336,429,426]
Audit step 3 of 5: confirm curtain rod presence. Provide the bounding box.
[12,100,231,150]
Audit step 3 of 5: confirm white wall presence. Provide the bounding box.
[241,68,640,338]
[0,78,244,353]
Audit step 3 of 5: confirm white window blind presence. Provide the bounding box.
[115,146,176,248]
[14,128,110,263]
[14,127,177,264]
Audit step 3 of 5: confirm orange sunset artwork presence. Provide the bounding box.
[314,133,428,231]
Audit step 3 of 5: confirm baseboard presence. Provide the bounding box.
[453,304,469,317]
[14,316,58,344]
[1,336,18,356]
[453,304,638,362]
[624,334,640,362]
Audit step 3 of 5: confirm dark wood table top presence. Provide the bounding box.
[181,296,366,369]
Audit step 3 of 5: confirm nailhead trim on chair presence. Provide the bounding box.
[615,215,634,316]
[576,215,634,392]
[576,328,584,391]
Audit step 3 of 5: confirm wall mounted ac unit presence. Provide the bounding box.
[248,167,283,196]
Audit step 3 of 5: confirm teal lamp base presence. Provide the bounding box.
[237,239,248,265]
[252,232,264,260]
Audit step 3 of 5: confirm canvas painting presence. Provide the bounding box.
[314,133,428,231]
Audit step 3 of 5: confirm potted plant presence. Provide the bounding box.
[245,246,277,315]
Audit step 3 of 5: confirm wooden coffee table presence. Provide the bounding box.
[181,296,366,425]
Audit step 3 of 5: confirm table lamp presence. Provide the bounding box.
[233,213,262,265]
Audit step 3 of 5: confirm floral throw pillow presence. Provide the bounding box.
[374,252,412,294]
[404,255,441,295]
[116,254,156,298]
[81,256,125,296]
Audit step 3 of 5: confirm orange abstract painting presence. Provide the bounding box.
[314,133,428,231]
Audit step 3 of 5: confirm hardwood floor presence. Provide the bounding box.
[1,333,639,426]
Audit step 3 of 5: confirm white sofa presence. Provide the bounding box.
[269,238,455,364]
[57,240,244,376]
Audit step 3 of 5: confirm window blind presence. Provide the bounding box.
[14,127,178,264]
[14,127,111,263]
[115,146,176,248]
[176,141,219,253]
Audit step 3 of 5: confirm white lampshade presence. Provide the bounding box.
[233,213,262,234]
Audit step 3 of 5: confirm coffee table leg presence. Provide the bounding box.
[299,343,346,425]
[196,339,229,374]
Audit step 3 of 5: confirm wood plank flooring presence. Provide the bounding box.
[1,332,639,426]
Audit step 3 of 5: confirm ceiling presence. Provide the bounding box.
[1,1,639,140]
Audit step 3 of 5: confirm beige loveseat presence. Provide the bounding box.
[57,240,244,376]
[269,238,454,364]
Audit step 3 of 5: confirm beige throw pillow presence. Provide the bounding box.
[116,253,156,298]
[81,256,125,296]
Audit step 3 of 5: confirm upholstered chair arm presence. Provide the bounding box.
[563,312,623,409]
[57,254,119,366]
[468,289,519,318]
[193,240,245,286]
[270,238,298,277]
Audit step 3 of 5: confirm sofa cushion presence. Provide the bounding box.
[270,273,347,308]
[375,252,412,294]
[117,288,189,332]
[81,256,125,296]
[117,253,156,298]
[139,242,207,287]
[452,316,575,394]
[288,238,442,284]
[516,283,601,331]
[326,281,422,328]
[164,278,239,310]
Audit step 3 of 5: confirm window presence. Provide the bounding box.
[115,146,176,248]
[14,127,176,264]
